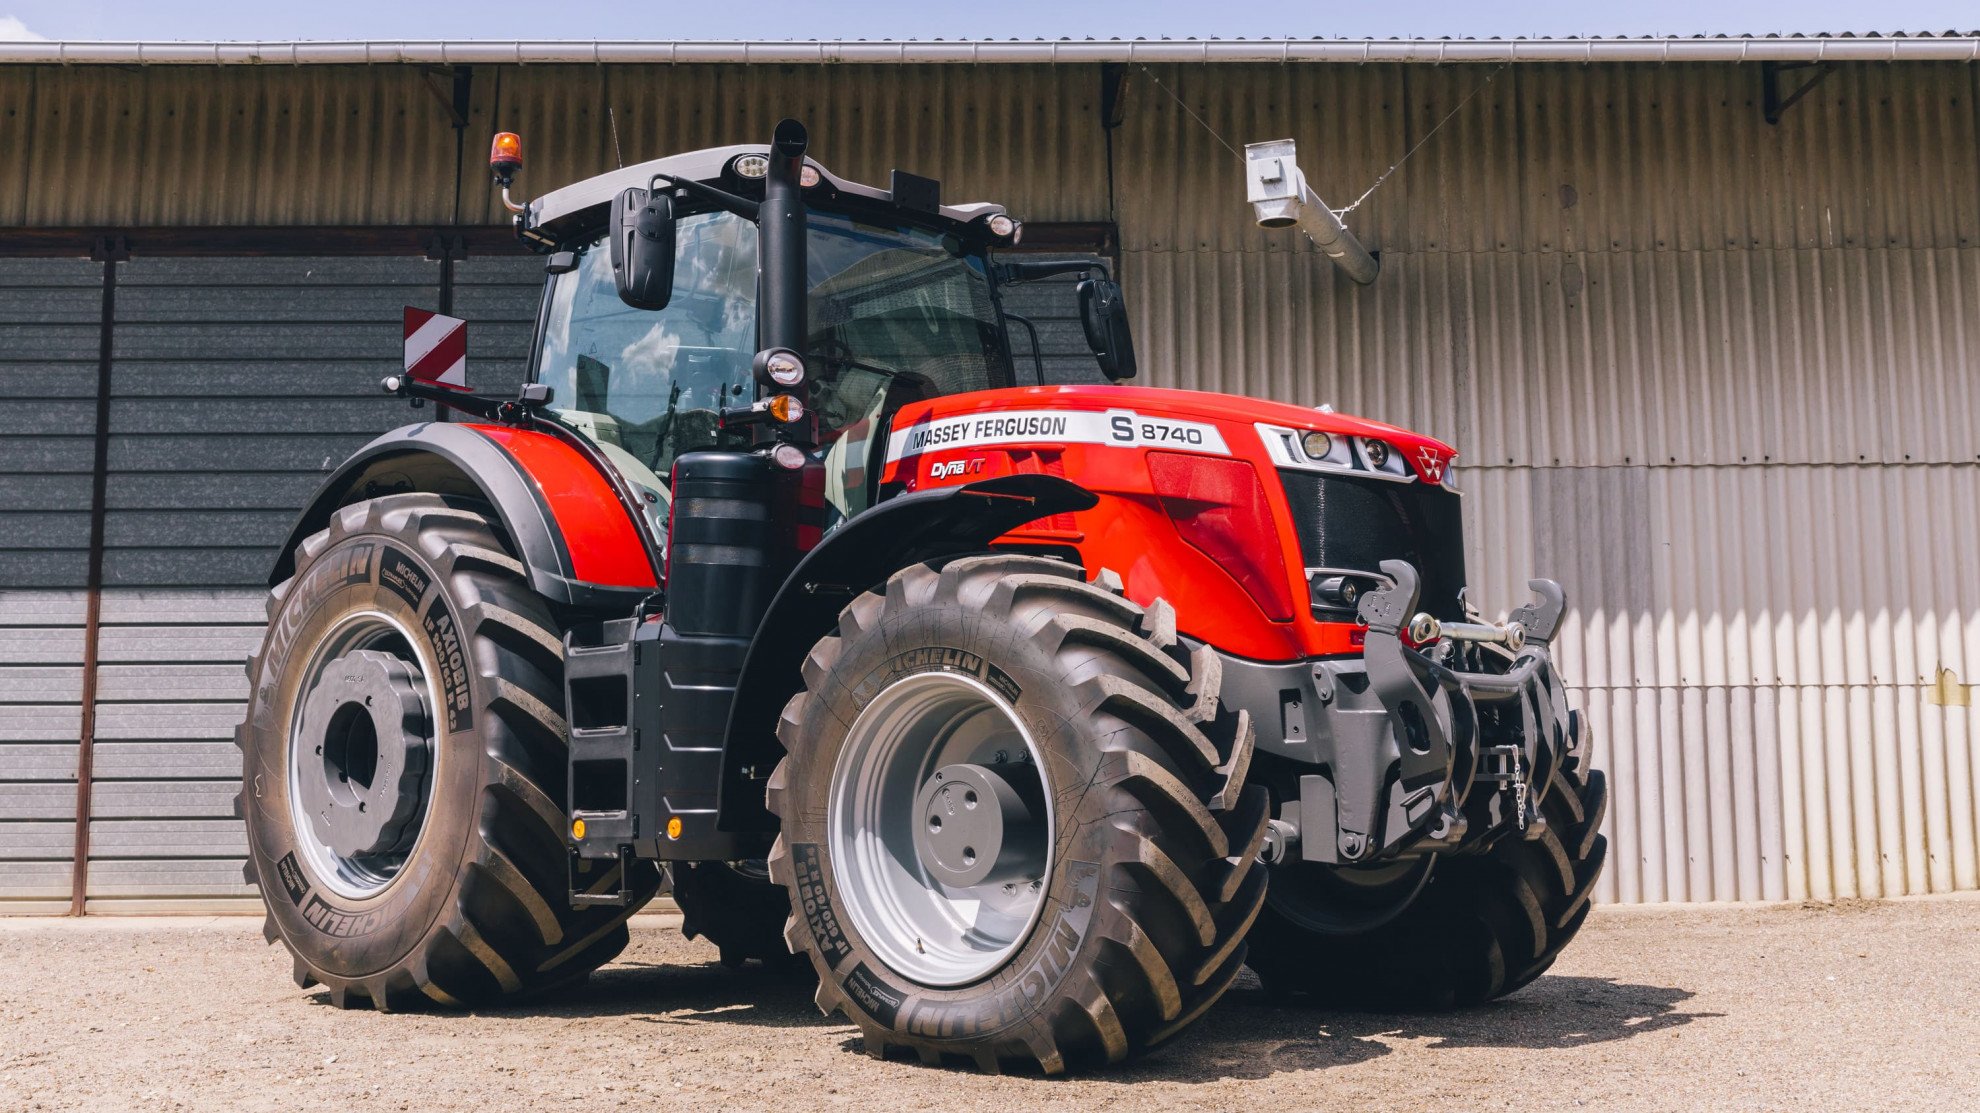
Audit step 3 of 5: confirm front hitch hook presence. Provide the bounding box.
[1508,578,1568,646]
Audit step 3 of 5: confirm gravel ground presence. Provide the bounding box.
[1,896,1975,1111]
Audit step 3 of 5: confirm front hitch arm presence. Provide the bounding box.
[1318,560,1470,863]
[1331,564,1574,861]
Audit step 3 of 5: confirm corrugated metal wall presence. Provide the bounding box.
[77,255,453,909]
[1,256,99,911]
[1107,61,1980,902]
[1,59,1975,904]
[0,251,519,911]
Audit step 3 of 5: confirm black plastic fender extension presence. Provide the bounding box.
[713,473,1100,834]
[266,422,652,610]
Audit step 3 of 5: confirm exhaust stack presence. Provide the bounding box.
[1245,138,1379,286]
[759,119,811,353]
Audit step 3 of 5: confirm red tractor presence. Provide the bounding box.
[238,120,1607,1073]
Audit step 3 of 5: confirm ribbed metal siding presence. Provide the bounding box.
[1107,61,1979,902]
[1112,62,1980,254]
[461,64,1111,228]
[452,254,544,397]
[1126,255,1980,901]
[0,589,82,910]
[74,255,448,906]
[0,257,99,909]
[0,66,460,227]
[0,63,1113,228]
[1462,464,1980,903]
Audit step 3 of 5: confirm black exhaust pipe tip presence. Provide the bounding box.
[772,118,808,159]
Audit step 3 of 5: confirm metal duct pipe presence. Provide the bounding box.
[0,36,1975,66]
[1245,138,1379,286]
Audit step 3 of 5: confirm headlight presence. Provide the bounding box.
[1299,430,1333,460]
[753,347,807,388]
[764,350,806,386]
[1361,438,1391,470]
[731,153,769,178]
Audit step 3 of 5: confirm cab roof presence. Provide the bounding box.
[525,144,1005,242]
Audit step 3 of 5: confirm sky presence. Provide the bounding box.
[0,1,1974,42]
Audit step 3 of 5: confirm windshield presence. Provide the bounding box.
[536,211,758,496]
[535,207,1013,521]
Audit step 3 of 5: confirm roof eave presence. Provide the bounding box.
[2,36,1976,66]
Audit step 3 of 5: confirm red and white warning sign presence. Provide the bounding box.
[403,307,468,390]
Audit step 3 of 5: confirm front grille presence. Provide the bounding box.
[1277,469,1468,620]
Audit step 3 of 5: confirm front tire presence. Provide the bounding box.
[237,494,659,1009]
[768,555,1269,1073]
[1246,759,1609,1009]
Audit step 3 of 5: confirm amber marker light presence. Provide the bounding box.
[767,394,806,423]
[571,817,587,840]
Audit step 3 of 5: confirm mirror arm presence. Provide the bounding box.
[653,173,761,221]
[1004,312,1046,385]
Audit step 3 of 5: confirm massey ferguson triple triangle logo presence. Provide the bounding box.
[403,307,469,390]
[1415,445,1447,481]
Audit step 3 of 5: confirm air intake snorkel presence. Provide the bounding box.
[759,119,810,353]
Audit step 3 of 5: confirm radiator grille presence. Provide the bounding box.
[1276,470,1468,620]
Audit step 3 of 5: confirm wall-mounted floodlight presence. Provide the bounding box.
[1245,138,1379,285]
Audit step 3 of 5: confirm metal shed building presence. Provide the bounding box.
[2,35,1977,912]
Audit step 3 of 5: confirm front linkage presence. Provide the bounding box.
[1260,560,1577,869]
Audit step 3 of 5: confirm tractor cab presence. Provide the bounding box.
[514,133,1129,540]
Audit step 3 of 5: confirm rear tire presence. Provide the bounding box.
[1246,760,1609,1009]
[237,494,659,1010]
[672,861,802,971]
[768,555,1268,1073]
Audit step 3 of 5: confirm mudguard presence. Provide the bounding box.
[715,472,1099,832]
[268,422,660,609]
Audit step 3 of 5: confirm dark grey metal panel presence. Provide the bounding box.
[451,253,543,398]
[996,254,1107,386]
[0,258,102,593]
[104,255,441,589]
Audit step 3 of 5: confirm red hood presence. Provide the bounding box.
[889,384,1458,484]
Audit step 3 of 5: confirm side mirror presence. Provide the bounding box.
[1076,277,1137,380]
[609,186,676,310]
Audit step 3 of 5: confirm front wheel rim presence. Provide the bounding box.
[827,671,1056,988]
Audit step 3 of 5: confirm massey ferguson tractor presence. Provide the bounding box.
[237,119,1608,1073]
